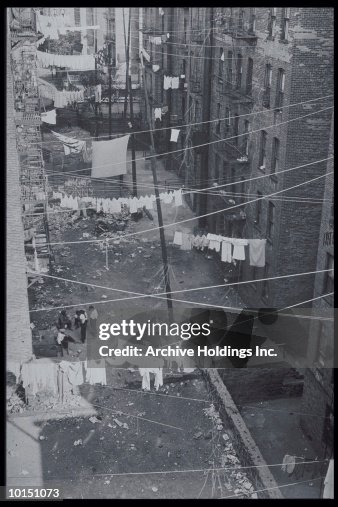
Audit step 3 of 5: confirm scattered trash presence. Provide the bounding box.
[89,416,101,424]
[151,486,158,493]
[101,295,108,299]
[73,439,83,446]
[193,431,203,440]
[39,436,47,440]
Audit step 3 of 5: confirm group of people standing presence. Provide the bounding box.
[55,305,98,357]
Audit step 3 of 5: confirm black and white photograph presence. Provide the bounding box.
[5,5,334,500]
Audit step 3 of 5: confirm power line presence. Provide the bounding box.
[29,94,332,146]
[39,106,334,179]
[37,168,333,247]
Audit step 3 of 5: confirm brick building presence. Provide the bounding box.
[299,118,334,459]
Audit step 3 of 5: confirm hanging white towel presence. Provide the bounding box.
[171,77,179,89]
[173,231,183,246]
[232,238,248,261]
[174,189,183,206]
[41,109,56,125]
[221,241,232,263]
[170,129,180,142]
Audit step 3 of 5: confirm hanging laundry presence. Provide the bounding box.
[154,108,162,120]
[173,231,183,246]
[21,360,58,396]
[323,459,334,499]
[139,368,150,391]
[91,135,130,178]
[163,75,172,90]
[201,235,210,250]
[129,196,138,214]
[206,233,221,252]
[248,239,266,267]
[149,368,163,390]
[181,233,192,251]
[221,240,232,263]
[140,48,151,63]
[85,360,107,385]
[51,130,86,155]
[170,129,180,142]
[144,195,154,210]
[36,51,95,71]
[221,50,225,62]
[59,361,84,386]
[41,109,56,125]
[174,189,183,206]
[232,238,248,261]
[159,7,164,15]
[171,77,179,89]
[163,192,174,204]
[152,64,160,72]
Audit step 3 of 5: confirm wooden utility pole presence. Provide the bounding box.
[108,41,112,140]
[140,53,173,322]
[94,8,99,139]
[128,8,137,197]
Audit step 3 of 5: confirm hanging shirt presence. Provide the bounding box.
[249,239,266,267]
[144,195,154,210]
[232,238,248,261]
[221,240,232,263]
[207,233,221,252]
[170,129,180,142]
[173,231,183,246]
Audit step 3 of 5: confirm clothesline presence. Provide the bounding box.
[37,170,332,247]
[25,95,332,146]
[27,270,333,315]
[38,107,334,178]
[53,187,183,213]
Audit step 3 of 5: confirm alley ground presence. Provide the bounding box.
[8,151,322,499]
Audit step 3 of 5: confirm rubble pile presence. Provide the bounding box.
[7,391,26,414]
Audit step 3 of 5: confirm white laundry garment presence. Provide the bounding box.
[154,108,162,120]
[170,129,180,142]
[129,197,138,214]
[221,240,232,263]
[111,198,121,213]
[152,64,160,72]
[64,144,71,155]
[171,77,179,89]
[221,51,225,61]
[85,360,107,385]
[145,195,154,210]
[164,75,169,90]
[173,231,183,246]
[149,368,163,390]
[41,109,56,125]
[232,238,248,261]
[139,368,151,391]
[174,189,183,206]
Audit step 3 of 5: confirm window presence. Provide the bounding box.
[246,58,253,95]
[262,263,270,299]
[263,64,272,108]
[225,107,231,131]
[268,8,277,37]
[229,8,234,31]
[195,100,201,123]
[259,131,267,170]
[74,7,81,26]
[233,115,239,145]
[256,191,262,224]
[231,168,236,195]
[227,51,233,87]
[276,69,285,108]
[281,8,290,41]
[240,177,245,203]
[238,8,245,31]
[324,253,334,295]
[249,8,256,33]
[271,137,280,173]
[236,54,242,89]
[267,201,275,239]
[216,103,221,135]
[215,154,220,181]
[243,120,250,155]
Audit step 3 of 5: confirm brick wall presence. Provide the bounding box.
[6,17,33,363]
